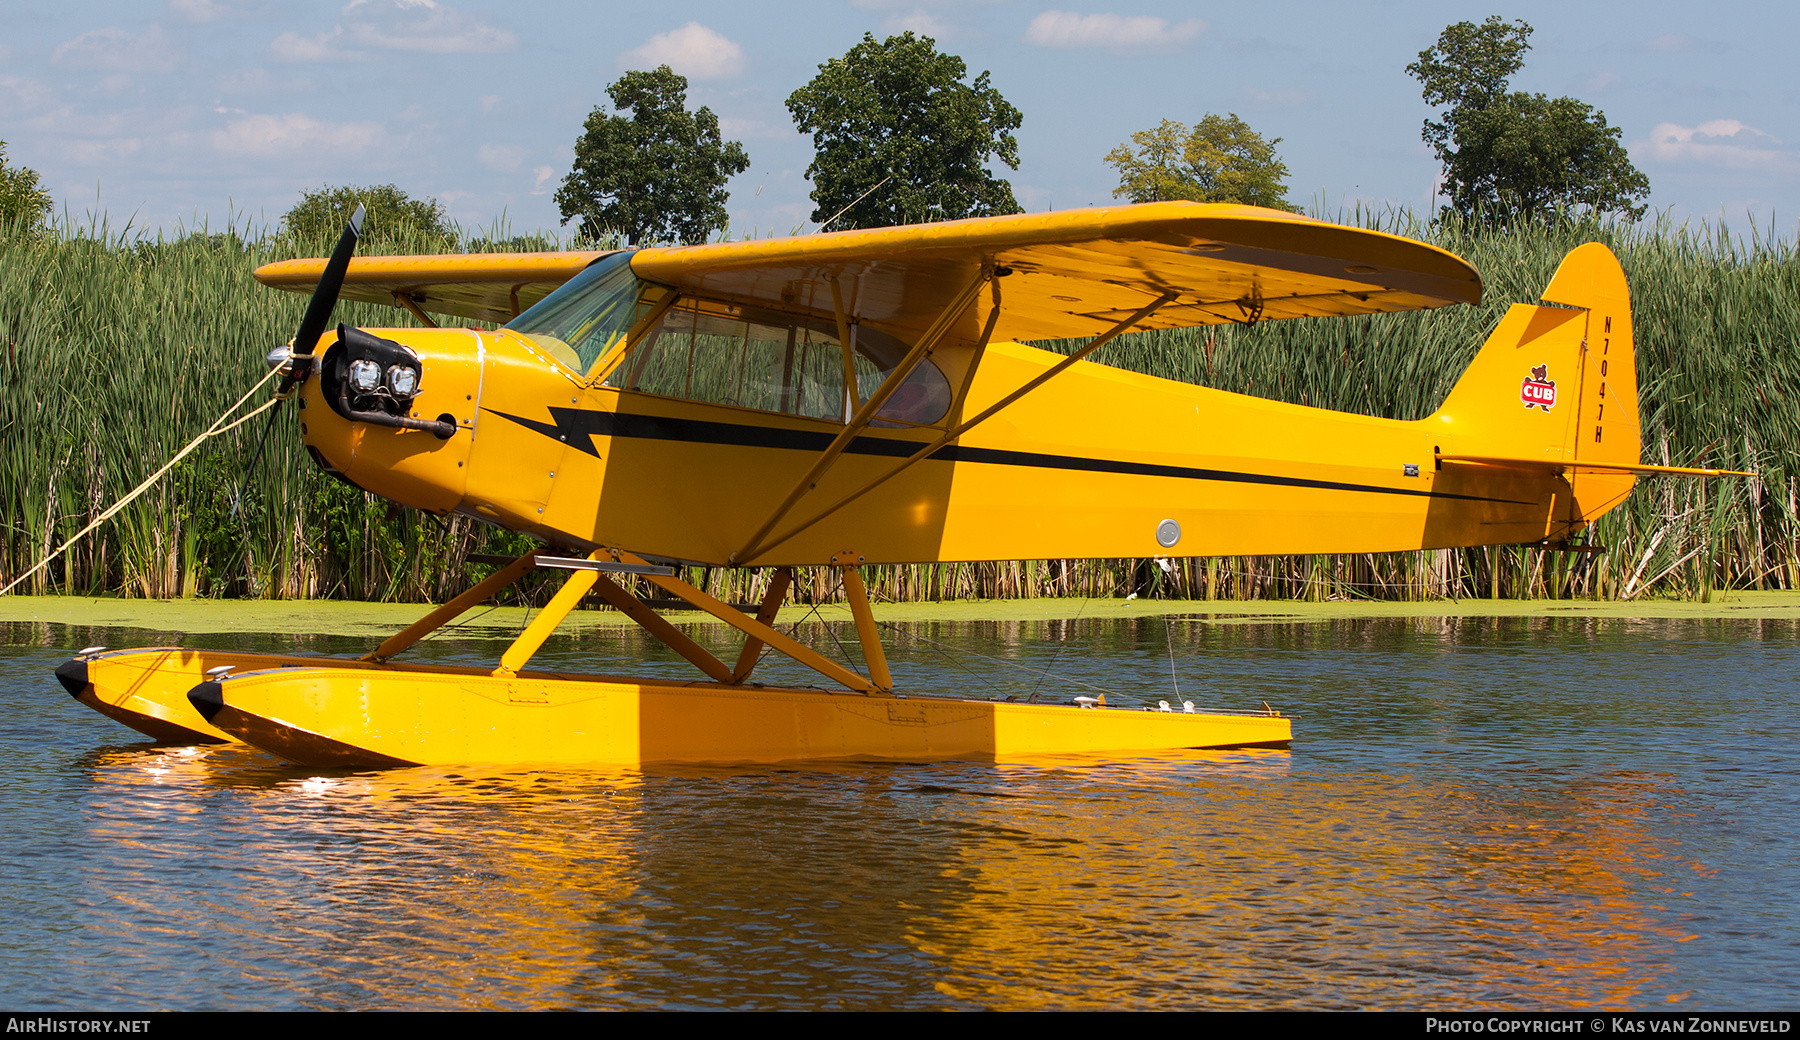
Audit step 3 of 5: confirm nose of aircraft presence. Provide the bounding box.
[298,323,482,516]
[324,323,457,438]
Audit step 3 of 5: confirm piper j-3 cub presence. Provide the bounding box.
[55,201,1732,768]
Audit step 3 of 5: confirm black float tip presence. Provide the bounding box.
[188,681,225,722]
[55,659,89,698]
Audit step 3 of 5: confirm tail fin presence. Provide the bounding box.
[1430,243,1641,534]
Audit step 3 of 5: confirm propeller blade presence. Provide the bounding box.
[290,203,365,359]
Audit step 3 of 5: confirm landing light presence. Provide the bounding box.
[387,365,418,396]
[348,358,381,392]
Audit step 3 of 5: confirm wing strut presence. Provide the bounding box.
[744,289,1178,564]
[731,265,995,564]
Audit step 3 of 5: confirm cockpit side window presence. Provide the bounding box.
[605,297,951,426]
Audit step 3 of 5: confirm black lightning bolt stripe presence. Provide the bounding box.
[484,406,1529,505]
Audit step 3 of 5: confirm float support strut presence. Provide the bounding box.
[363,550,537,663]
[610,551,875,693]
[493,552,603,677]
[585,572,735,683]
[834,553,891,693]
[732,568,794,682]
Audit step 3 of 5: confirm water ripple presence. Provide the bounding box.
[2,616,1797,1009]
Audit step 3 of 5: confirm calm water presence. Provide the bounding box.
[2,611,1797,1010]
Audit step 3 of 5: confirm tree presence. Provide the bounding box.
[0,141,53,231]
[1104,115,1296,210]
[786,32,1022,230]
[1408,17,1650,222]
[556,66,749,246]
[283,184,456,250]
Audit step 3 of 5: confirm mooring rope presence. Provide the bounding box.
[0,366,283,597]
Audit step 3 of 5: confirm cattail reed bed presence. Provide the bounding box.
[1,211,1794,606]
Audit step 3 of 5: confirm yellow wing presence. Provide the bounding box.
[254,250,615,325]
[633,201,1481,344]
[254,202,1480,337]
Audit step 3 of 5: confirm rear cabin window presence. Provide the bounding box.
[603,298,952,427]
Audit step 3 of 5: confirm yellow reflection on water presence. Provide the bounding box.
[67,740,1707,1010]
[890,757,1701,1009]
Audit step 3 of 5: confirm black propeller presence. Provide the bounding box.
[238,202,367,519]
[281,202,365,389]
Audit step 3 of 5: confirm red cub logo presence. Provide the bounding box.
[1520,364,1557,411]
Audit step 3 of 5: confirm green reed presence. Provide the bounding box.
[1,208,1792,604]
[0,212,548,601]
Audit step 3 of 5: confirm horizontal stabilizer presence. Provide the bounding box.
[1438,454,1753,478]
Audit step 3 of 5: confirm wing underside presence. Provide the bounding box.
[254,250,615,325]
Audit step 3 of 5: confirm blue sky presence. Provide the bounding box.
[2,0,1795,240]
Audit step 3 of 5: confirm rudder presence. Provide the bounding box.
[1430,243,1640,536]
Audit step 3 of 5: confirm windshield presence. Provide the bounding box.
[505,251,666,374]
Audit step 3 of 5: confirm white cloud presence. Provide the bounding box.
[850,0,988,9]
[1025,11,1205,52]
[272,1,515,62]
[0,75,55,114]
[170,0,233,24]
[477,143,525,172]
[19,102,142,140]
[53,25,179,74]
[346,1,517,54]
[216,67,316,93]
[620,23,745,81]
[210,112,386,157]
[884,12,950,38]
[1639,120,1791,170]
[479,94,501,113]
[61,137,145,165]
[271,28,358,63]
[532,166,555,194]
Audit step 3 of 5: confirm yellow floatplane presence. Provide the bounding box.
[56,201,1730,768]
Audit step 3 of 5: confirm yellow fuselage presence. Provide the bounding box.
[304,317,1616,568]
